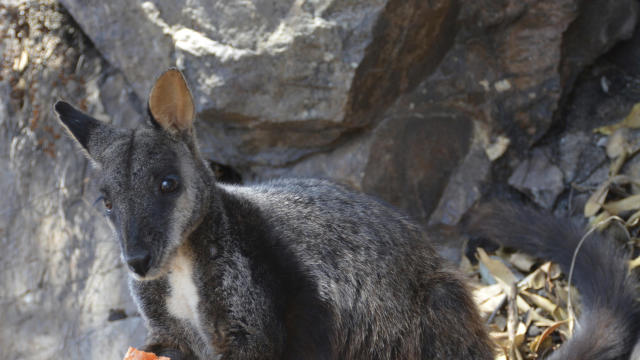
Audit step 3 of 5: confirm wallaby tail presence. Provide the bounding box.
[467,202,640,360]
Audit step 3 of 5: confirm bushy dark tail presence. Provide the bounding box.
[467,202,640,360]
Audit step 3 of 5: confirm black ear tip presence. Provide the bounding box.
[53,100,72,115]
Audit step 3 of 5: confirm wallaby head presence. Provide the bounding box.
[54,69,215,280]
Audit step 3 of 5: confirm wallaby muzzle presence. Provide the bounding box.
[126,249,152,277]
[121,218,154,277]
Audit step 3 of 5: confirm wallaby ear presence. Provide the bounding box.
[53,101,117,163]
[148,69,195,134]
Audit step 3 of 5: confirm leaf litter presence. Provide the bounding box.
[467,103,640,359]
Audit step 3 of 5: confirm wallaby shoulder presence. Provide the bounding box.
[214,178,494,359]
[217,178,424,248]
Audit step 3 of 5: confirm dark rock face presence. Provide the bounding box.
[58,0,462,169]
[2,0,640,358]
[345,0,460,127]
[450,0,577,147]
[362,107,472,225]
[53,0,639,219]
[508,148,564,209]
[560,0,638,101]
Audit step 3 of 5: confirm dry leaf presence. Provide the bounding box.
[516,296,550,323]
[530,320,569,353]
[510,253,536,273]
[474,283,503,303]
[477,292,506,315]
[606,129,629,158]
[477,248,519,286]
[474,283,506,314]
[490,331,510,358]
[509,345,524,360]
[539,262,562,280]
[609,152,627,176]
[466,155,640,360]
[584,175,640,217]
[625,209,640,227]
[514,322,528,347]
[584,181,610,217]
[589,210,613,230]
[602,194,640,215]
[519,268,546,290]
[520,290,567,320]
[624,103,640,128]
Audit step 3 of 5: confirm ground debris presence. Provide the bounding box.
[470,102,640,359]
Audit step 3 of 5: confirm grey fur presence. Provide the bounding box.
[53,70,493,359]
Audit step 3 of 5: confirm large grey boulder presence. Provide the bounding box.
[57,0,639,225]
[59,0,459,168]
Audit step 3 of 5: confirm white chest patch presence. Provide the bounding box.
[166,251,200,324]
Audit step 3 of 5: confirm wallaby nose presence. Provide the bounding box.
[126,251,152,277]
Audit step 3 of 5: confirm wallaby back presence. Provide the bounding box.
[468,202,640,360]
[54,68,495,359]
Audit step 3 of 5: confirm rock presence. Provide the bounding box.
[258,131,374,191]
[425,0,636,151]
[55,0,639,224]
[508,148,565,209]
[361,104,473,225]
[59,0,459,168]
[606,9,640,78]
[428,224,468,264]
[558,131,608,184]
[262,72,486,227]
[560,0,638,97]
[428,0,581,149]
[0,2,144,359]
[428,141,491,226]
[84,317,147,360]
[108,308,129,322]
[528,324,542,337]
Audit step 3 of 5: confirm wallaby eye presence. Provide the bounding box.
[103,198,113,213]
[160,175,179,194]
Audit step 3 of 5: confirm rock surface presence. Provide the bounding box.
[508,148,564,209]
[2,0,640,358]
[0,2,145,359]
[59,0,460,169]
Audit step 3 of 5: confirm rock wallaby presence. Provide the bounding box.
[54,69,494,359]
[468,202,640,360]
[54,68,639,360]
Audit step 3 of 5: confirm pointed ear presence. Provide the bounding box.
[53,101,117,163]
[148,69,195,134]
